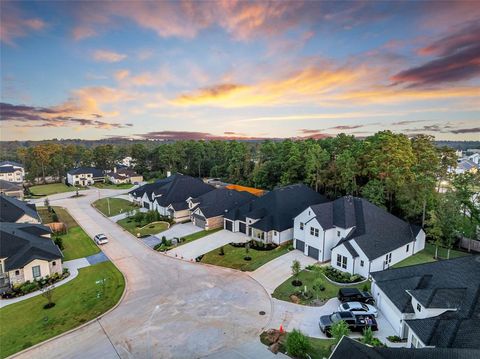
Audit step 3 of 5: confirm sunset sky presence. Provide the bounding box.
[1,0,479,141]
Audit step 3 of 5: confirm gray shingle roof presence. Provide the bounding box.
[319,196,419,260]
[0,180,23,191]
[0,160,23,168]
[0,194,40,223]
[0,222,62,271]
[129,174,179,199]
[67,167,104,177]
[153,175,214,209]
[330,336,480,359]
[371,256,480,349]
[225,184,328,232]
[0,166,21,174]
[191,188,256,219]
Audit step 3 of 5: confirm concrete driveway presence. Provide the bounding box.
[249,250,318,294]
[16,189,271,359]
[167,229,248,261]
[155,222,202,240]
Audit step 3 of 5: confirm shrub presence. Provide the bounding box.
[287,244,294,251]
[313,277,325,292]
[54,236,64,250]
[19,281,38,295]
[51,213,59,222]
[363,283,370,292]
[285,329,310,358]
[323,266,365,283]
[330,320,350,344]
[305,264,316,271]
[219,246,225,255]
[387,335,403,343]
[133,211,144,224]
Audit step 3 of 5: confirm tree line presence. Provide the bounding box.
[11,131,480,244]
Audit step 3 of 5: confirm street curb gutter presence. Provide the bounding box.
[8,206,129,359]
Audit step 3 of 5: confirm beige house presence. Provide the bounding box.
[0,161,24,183]
[0,194,40,223]
[0,180,24,199]
[107,167,143,185]
[0,223,63,291]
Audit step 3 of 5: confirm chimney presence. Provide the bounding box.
[167,171,171,177]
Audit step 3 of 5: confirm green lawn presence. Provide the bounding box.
[200,243,290,271]
[29,183,82,196]
[59,226,100,261]
[393,243,470,268]
[117,217,169,237]
[273,268,370,305]
[0,261,125,358]
[155,228,222,251]
[92,182,134,189]
[260,331,335,359]
[93,198,137,217]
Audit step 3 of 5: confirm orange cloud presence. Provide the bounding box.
[0,2,46,45]
[93,50,127,63]
[115,69,130,81]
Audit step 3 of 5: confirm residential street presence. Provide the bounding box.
[20,189,272,359]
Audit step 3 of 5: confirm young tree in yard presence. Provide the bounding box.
[44,197,50,208]
[134,210,144,224]
[291,260,301,279]
[41,285,55,309]
[285,329,310,359]
[330,320,350,344]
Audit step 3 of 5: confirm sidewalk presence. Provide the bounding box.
[109,207,147,222]
[0,257,90,308]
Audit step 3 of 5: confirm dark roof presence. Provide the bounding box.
[191,188,256,219]
[371,256,480,349]
[0,160,23,168]
[330,336,480,359]
[0,222,62,271]
[0,166,21,174]
[0,194,40,222]
[225,184,327,232]
[129,174,178,199]
[319,196,420,260]
[67,167,104,177]
[0,180,23,191]
[153,174,214,209]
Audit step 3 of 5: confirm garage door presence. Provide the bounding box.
[373,284,402,336]
[239,222,247,234]
[193,214,206,229]
[225,220,233,231]
[295,239,305,252]
[308,246,319,260]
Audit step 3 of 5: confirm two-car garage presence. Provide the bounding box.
[294,239,320,260]
[224,220,247,234]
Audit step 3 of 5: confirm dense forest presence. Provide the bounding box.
[2,131,479,245]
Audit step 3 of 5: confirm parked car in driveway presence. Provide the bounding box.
[319,311,378,337]
[338,301,378,317]
[94,233,109,245]
[337,288,375,305]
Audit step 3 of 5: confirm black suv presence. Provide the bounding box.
[319,311,378,337]
[337,288,375,305]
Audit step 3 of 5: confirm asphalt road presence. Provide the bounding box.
[17,189,272,359]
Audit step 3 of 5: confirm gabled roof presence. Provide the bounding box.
[0,180,23,191]
[371,256,480,349]
[330,336,479,359]
[0,222,62,271]
[191,188,256,219]
[153,174,214,209]
[67,167,104,177]
[457,159,478,171]
[0,166,22,174]
[322,196,420,260]
[0,194,40,222]
[129,174,179,199]
[225,184,328,232]
[0,160,23,168]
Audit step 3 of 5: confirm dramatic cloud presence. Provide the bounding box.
[392,22,480,86]
[135,130,268,141]
[174,84,248,105]
[328,125,363,130]
[450,127,480,134]
[93,50,127,63]
[0,103,131,129]
[0,2,46,45]
[392,119,430,126]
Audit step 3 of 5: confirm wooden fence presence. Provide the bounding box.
[459,237,480,253]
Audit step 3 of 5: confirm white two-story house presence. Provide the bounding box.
[370,256,479,350]
[0,161,24,183]
[66,167,105,186]
[293,196,425,276]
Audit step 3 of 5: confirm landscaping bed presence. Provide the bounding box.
[392,242,470,268]
[92,198,137,217]
[1,269,70,299]
[154,228,221,251]
[200,242,290,271]
[0,261,125,358]
[272,266,371,306]
[117,217,169,237]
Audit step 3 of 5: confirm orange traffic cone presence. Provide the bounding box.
[279,325,284,333]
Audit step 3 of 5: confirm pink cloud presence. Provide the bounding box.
[93,50,127,63]
[0,2,47,45]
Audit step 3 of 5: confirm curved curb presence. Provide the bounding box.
[8,205,129,359]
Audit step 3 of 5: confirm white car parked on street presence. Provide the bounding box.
[94,233,109,245]
[338,301,378,317]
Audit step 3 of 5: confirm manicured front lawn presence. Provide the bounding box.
[29,183,82,196]
[93,198,137,217]
[92,182,134,189]
[117,217,169,236]
[200,243,290,271]
[0,261,125,358]
[393,243,470,268]
[59,226,100,261]
[272,268,370,305]
[155,228,222,251]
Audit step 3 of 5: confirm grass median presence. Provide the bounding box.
[0,261,125,358]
